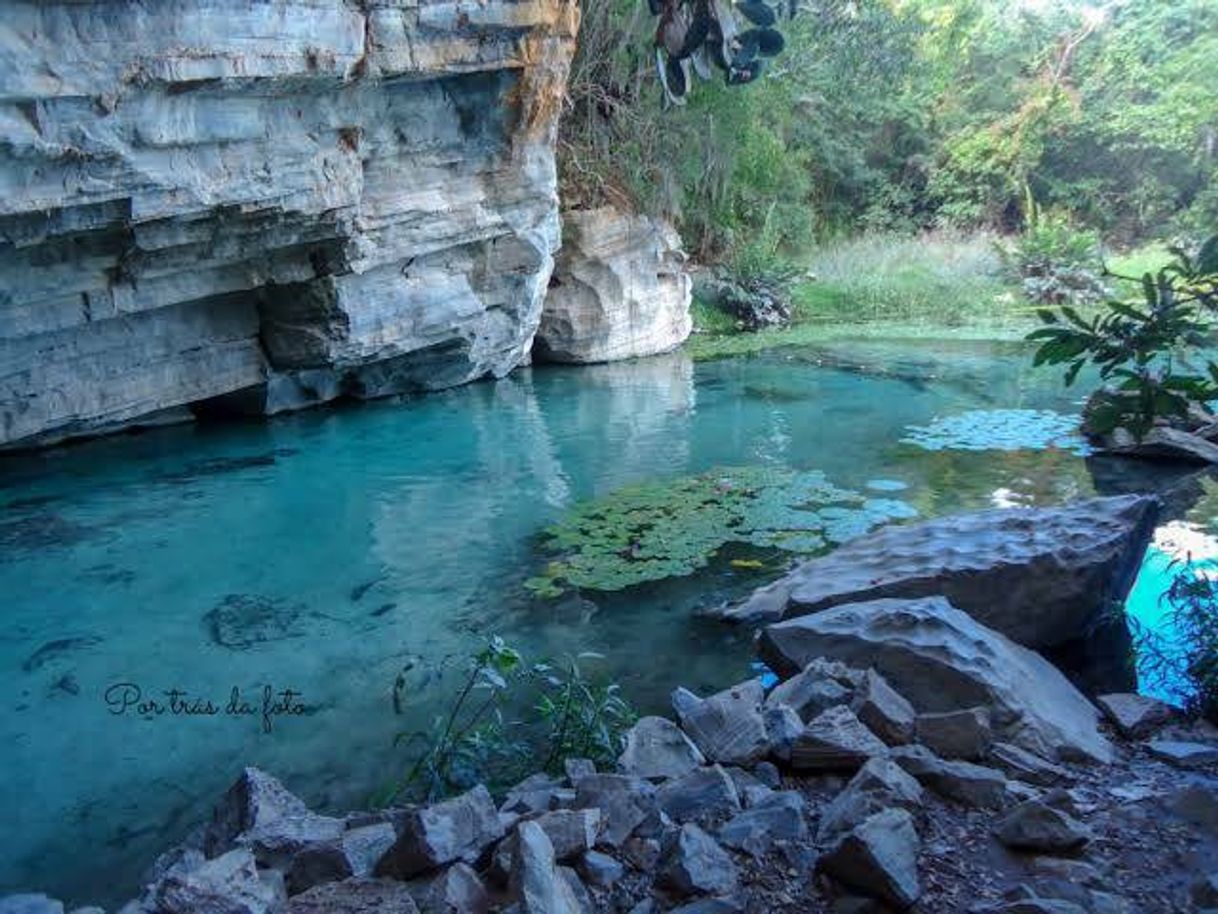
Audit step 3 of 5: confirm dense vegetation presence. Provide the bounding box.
[561,0,1218,270]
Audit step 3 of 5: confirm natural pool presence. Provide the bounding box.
[2,336,1215,905]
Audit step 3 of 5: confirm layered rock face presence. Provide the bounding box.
[0,0,579,448]
[534,206,692,363]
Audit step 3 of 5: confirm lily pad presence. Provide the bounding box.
[527,466,916,597]
[901,409,1089,454]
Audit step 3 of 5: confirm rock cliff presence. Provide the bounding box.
[0,0,579,448]
[535,206,692,363]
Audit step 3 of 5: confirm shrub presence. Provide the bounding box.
[998,209,1109,306]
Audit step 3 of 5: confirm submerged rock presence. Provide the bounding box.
[759,597,1114,765]
[535,206,692,364]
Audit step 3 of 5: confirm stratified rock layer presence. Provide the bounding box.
[534,206,692,363]
[1,0,579,448]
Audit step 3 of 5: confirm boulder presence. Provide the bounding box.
[529,810,601,862]
[510,821,586,914]
[818,809,920,908]
[916,707,992,760]
[535,206,692,364]
[758,597,1114,764]
[672,681,770,767]
[717,791,809,857]
[723,496,1157,654]
[288,878,420,914]
[656,765,741,823]
[576,851,624,888]
[155,848,286,914]
[659,825,739,897]
[994,800,1090,853]
[407,862,488,914]
[284,821,396,894]
[986,743,1072,787]
[762,705,805,764]
[1095,694,1174,740]
[571,775,657,848]
[890,745,1009,809]
[790,706,888,771]
[1146,740,1218,768]
[817,758,923,843]
[765,659,860,721]
[852,669,917,746]
[1105,427,1218,464]
[618,717,706,780]
[204,767,311,856]
[502,774,569,817]
[375,785,504,879]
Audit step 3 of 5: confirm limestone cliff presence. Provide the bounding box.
[0,0,579,448]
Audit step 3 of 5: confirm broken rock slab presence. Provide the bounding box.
[758,596,1114,765]
[375,785,504,879]
[672,680,769,767]
[916,707,993,761]
[722,495,1157,659]
[818,808,921,908]
[790,706,888,771]
[618,716,706,780]
[1146,740,1218,769]
[994,800,1091,853]
[510,821,586,914]
[890,745,1009,809]
[1095,693,1175,740]
[288,878,420,914]
[659,824,739,897]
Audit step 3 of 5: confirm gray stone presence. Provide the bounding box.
[0,3,580,450]
[916,707,992,760]
[994,800,1090,852]
[288,878,420,914]
[790,706,888,771]
[1095,693,1175,739]
[572,774,657,848]
[621,837,662,872]
[535,206,692,364]
[1194,874,1218,907]
[724,767,773,807]
[1166,782,1218,831]
[407,862,488,914]
[1146,740,1218,768]
[759,597,1114,765]
[558,867,592,913]
[0,897,63,914]
[890,745,1009,809]
[817,758,923,844]
[576,850,624,888]
[563,759,596,783]
[673,680,770,767]
[284,821,396,893]
[985,902,1088,914]
[986,743,1072,787]
[375,785,504,878]
[156,848,285,914]
[659,824,739,897]
[765,660,860,722]
[722,496,1156,661]
[668,900,744,914]
[656,765,741,823]
[818,809,920,908]
[1107,427,1218,464]
[752,761,782,789]
[618,717,706,780]
[530,810,601,863]
[502,774,568,817]
[763,704,805,763]
[717,791,808,857]
[204,767,311,856]
[510,821,585,914]
[853,669,917,746]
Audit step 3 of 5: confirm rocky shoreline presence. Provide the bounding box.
[5,494,1218,914]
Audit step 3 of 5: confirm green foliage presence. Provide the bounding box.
[998,213,1109,305]
[526,466,915,597]
[1133,561,1218,724]
[1027,233,1218,439]
[533,654,637,771]
[385,640,637,803]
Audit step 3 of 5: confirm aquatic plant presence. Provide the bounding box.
[384,640,637,803]
[526,466,916,597]
[900,409,1090,455]
[1131,561,1218,724]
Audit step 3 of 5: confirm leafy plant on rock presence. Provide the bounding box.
[1027,233,1218,439]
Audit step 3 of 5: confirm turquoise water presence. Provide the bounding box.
[0,337,1212,905]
